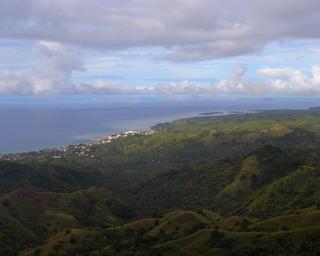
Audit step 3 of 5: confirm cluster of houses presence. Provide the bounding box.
[1,130,156,161]
[99,130,155,144]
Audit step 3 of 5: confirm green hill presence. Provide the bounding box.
[21,209,320,256]
[0,187,135,255]
[2,108,320,254]
[0,161,108,193]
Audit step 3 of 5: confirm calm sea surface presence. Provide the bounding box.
[0,96,319,153]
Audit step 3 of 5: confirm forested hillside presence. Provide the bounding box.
[2,108,320,255]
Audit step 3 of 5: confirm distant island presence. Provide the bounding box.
[199,111,224,115]
[199,110,250,116]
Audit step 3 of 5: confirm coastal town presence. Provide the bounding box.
[0,130,156,161]
[98,130,155,144]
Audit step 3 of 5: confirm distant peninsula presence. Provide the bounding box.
[199,111,224,115]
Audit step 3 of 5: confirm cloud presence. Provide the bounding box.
[0,41,320,97]
[1,0,320,60]
[212,65,320,96]
[258,66,320,96]
[0,41,82,95]
[79,80,154,95]
[76,65,320,97]
[214,64,250,94]
[79,80,210,97]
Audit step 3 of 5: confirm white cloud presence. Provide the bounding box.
[214,64,249,94]
[80,65,320,97]
[79,80,154,95]
[211,65,320,96]
[0,41,82,95]
[80,80,210,97]
[258,66,320,95]
[209,64,263,96]
[1,41,320,97]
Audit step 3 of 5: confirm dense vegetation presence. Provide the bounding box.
[2,108,320,255]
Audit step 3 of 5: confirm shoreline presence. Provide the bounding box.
[0,129,157,161]
[1,106,318,160]
[1,97,320,154]
[0,110,245,160]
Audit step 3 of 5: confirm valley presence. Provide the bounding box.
[2,108,320,255]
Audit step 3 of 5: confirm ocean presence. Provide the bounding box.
[1,96,319,153]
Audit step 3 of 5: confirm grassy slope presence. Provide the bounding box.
[0,187,135,256]
[129,145,310,217]
[2,109,320,212]
[63,109,320,216]
[2,108,320,254]
[0,209,37,256]
[22,209,320,256]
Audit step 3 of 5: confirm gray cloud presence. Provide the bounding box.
[1,0,320,60]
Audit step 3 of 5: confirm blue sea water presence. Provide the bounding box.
[0,96,319,153]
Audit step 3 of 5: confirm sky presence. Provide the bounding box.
[1,0,320,97]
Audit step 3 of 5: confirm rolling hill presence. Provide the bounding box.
[2,108,320,255]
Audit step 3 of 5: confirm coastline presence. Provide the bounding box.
[1,106,318,160]
[2,97,320,154]
[0,110,248,160]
